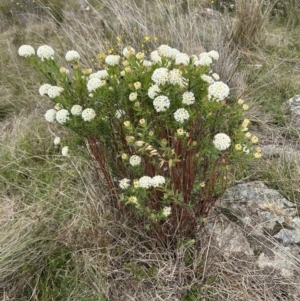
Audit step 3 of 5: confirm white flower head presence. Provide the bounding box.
[208,50,219,61]
[60,67,70,74]
[65,50,80,62]
[61,146,69,156]
[169,69,184,86]
[18,45,35,57]
[168,48,181,59]
[37,45,54,60]
[119,178,130,189]
[208,81,230,101]
[213,133,231,151]
[129,155,142,166]
[153,95,170,112]
[82,108,96,121]
[129,92,138,101]
[89,70,109,79]
[122,46,136,58]
[56,109,70,124]
[143,60,152,67]
[39,84,52,96]
[134,82,141,90]
[190,55,198,62]
[175,52,190,65]
[71,105,83,116]
[194,52,213,66]
[151,68,169,85]
[158,45,172,57]
[47,86,64,99]
[182,91,195,105]
[136,52,145,60]
[87,77,103,92]
[128,196,138,205]
[212,73,220,80]
[201,74,214,84]
[148,84,161,99]
[177,128,186,136]
[53,137,61,145]
[151,175,166,187]
[150,50,162,64]
[174,108,189,123]
[162,206,171,217]
[105,55,120,66]
[115,109,125,118]
[138,176,152,189]
[45,109,57,123]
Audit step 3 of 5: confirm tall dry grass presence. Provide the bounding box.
[0,0,300,300]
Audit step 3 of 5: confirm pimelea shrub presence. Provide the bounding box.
[19,44,261,245]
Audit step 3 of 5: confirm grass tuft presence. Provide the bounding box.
[0,0,300,300]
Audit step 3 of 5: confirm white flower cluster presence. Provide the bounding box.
[129,92,138,101]
[37,45,54,60]
[150,50,162,64]
[65,50,80,62]
[89,70,109,79]
[122,46,136,58]
[71,105,82,116]
[136,52,144,60]
[18,45,35,57]
[175,52,190,66]
[212,73,220,80]
[194,53,213,67]
[213,133,231,151]
[105,55,120,66]
[174,108,189,123]
[151,175,166,187]
[143,60,152,67]
[162,206,171,217]
[56,109,70,124]
[118,175,166,190]
[39,84,52,96]
[169,69,184,86]
[157,45,180,59]
[182,91,195,105]
[119,178,130,189]
[207,50,219,61]
[53,137,61,145]
[82,108,96,121]
[194,50,219,66]
[47,86,64,99]
[45,109,57,122]
[148,84,161,99]
[153,95,170,112]
[61,146,69,156]
[208,81,230,101]
[139,175,166,188]
[134,82,141,90]
[151,68,169,85]
[157,45,171,57]
[129,155,141,166]
[87,77,104,92]
[201,74,214,84]
[139,176,152,188]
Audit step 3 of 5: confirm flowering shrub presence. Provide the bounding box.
[19,43,260,243]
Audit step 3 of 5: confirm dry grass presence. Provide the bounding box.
[0,0,300,300]
[227,0,275,50]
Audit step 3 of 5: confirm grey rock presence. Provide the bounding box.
[282,95,300,128]
[261,144,300,161]
[209,181,300,277]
